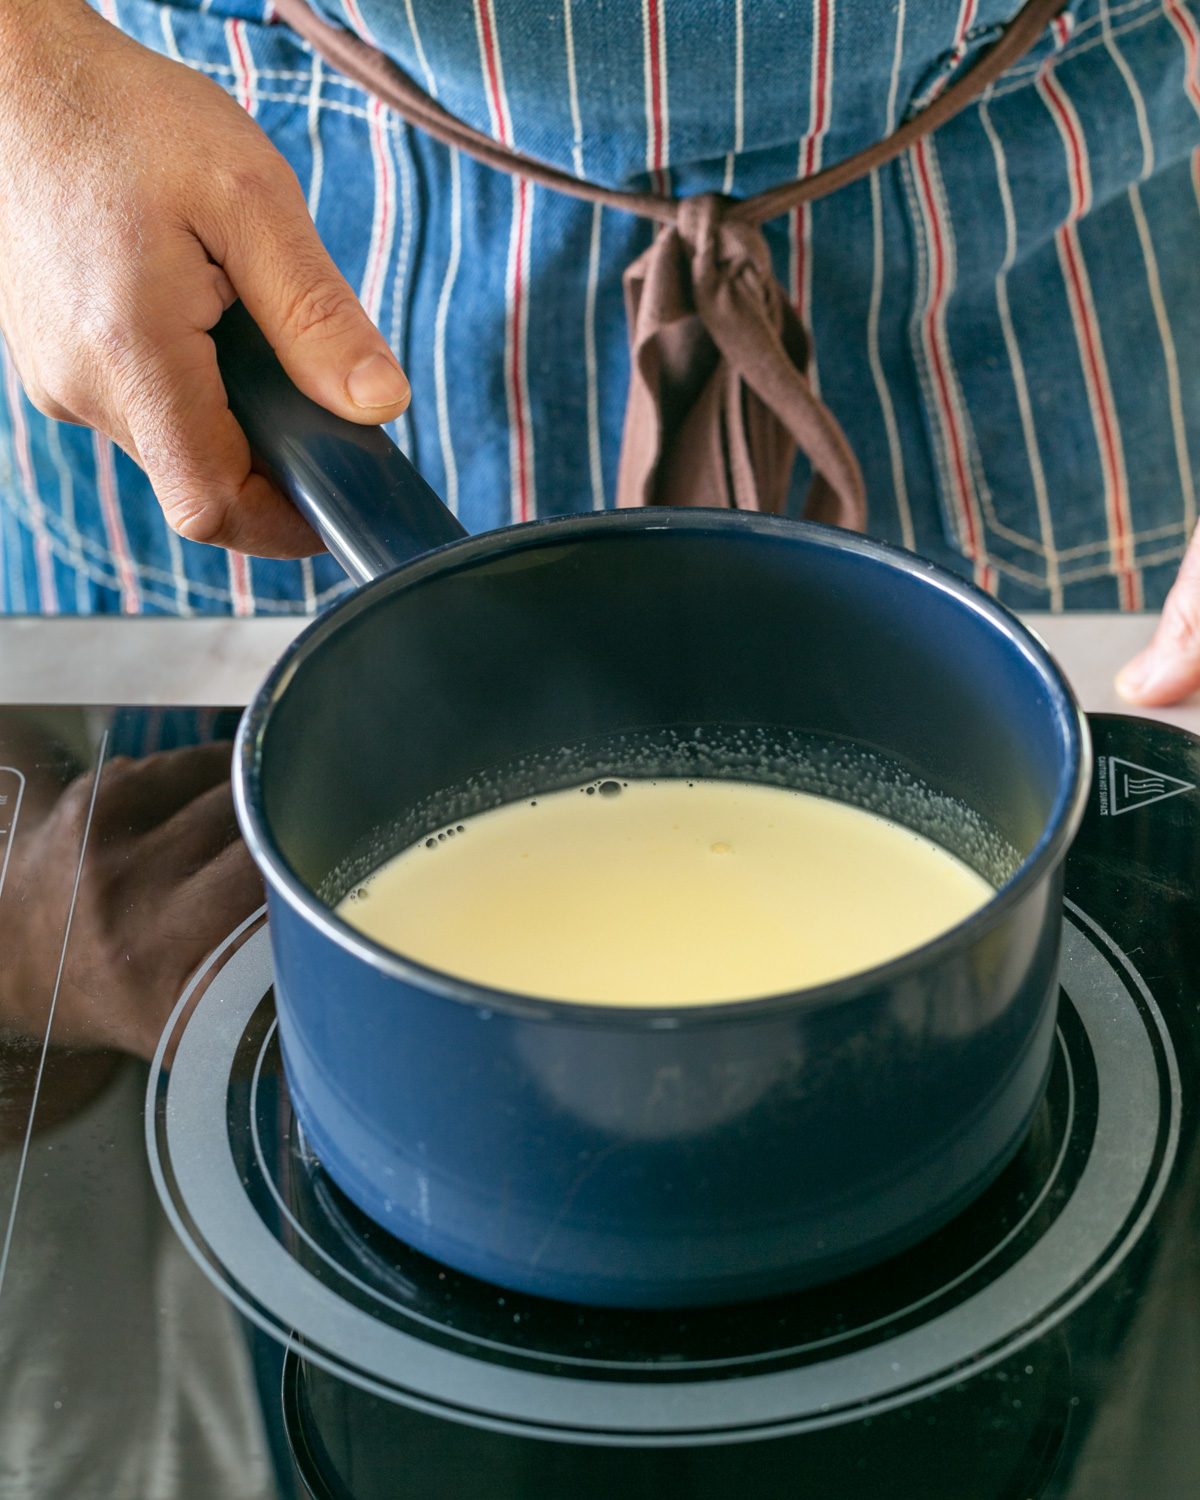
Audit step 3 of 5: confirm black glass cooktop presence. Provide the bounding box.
[1,706,1197,1499]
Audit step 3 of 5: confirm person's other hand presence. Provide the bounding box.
[0,744,262,1063]
[1116,527,1200,707]
[0,0,410,558]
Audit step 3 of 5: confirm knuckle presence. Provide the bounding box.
[208,153,302,250]
[59,774,92,820]
[23,377,73,423]
[164,493,234,547]
[122,749,170,782]
[276,279,362,347]
[219,155,294,208]
[126,400,179,473]
[60,762,110,821]
[97,755,134,791]
[21,353,87,421]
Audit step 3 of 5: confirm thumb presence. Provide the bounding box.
[1116,526,1200,707]
[208,154,410,423]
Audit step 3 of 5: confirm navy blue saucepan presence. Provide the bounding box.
[216,304,1090,1309]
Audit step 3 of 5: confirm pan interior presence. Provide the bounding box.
[256,525,1072,921]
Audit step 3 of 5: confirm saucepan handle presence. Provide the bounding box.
[211,301,466,585]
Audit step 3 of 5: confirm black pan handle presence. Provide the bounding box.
[211,301,466,585]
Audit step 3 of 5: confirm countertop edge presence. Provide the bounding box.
[0,613,1196,732]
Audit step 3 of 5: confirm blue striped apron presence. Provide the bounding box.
[2,0,1198,616]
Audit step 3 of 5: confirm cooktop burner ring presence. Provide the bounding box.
[244,1008,1083,1375]
[147,900,1179,1445]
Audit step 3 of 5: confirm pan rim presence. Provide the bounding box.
[234,509,1092,1027]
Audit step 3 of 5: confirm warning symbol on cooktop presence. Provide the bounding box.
[1099,756,1196,817]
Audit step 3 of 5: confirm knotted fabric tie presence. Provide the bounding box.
[273,0,1066,530]
[619,194,863,525]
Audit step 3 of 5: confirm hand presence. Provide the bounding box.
[1116,526,1200,707]
[0,0,410,558]
[0,743,263,1063]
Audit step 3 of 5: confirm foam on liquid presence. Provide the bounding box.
[337,778,994,1005]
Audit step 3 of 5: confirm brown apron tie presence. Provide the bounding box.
[272,0,1066,528]
[618,193,865,523]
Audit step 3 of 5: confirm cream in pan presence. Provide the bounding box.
[338,778,994,1006]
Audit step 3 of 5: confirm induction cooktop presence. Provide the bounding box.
[1,707,1197,1499]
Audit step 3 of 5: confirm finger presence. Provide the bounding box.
[128,840,263,1064]
[46,396,144,472]
[177,836,265,941]
[156,907,268,1069]
[202,150,410,422]
[95,743,236,832]
[6,300,149,466]
[1116,528,1200,707]
[6,345,139,468]
[113,254,322,557]
[140,779,241,872]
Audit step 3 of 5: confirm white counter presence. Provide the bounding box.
[0,613,1197,734]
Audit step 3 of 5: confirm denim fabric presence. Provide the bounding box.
[1,0,1197,616]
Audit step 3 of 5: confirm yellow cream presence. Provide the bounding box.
[338,778,993,1005]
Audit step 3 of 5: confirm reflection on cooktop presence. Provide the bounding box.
[149,906,1177,1427]
[146,715,1200,1498]
[3,706,1196,1500]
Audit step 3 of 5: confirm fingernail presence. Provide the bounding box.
[346,353,410,411]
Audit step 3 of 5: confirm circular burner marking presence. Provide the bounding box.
[245,1012,1080,1372]
[148,905,1179,1443]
